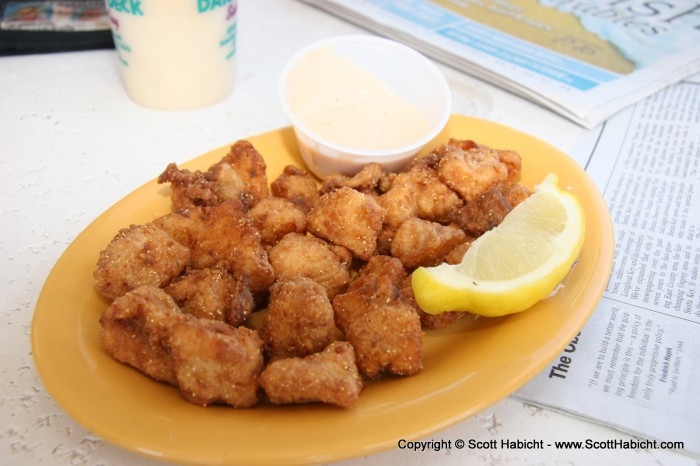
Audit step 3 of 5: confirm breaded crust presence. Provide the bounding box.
[390,218,467,268]
[307,187,385,260]
[94,223,190,301]
[165,266,254,326]
[170,319,264,407]
[333,274,422,379]
[267,232,351,299]
[247,196,307,247]
[270,165,320,213]
[260,341,363,408]
[99,285,192,385]
[153,200,274,297]
[261,276,339,360]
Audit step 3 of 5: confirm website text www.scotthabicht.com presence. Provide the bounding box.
[397,438,685,452]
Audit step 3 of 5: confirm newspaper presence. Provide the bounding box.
[303,0,700,128]
[513,81,700,455]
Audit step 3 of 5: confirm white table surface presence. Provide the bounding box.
[1,1,697,465]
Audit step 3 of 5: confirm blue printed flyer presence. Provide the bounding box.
[308,0,700,127]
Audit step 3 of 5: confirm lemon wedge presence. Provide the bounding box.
[411,173,585,317]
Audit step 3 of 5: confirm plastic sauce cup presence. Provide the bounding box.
[279,35,451,178]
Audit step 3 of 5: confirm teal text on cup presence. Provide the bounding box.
[198,0,233,13]
[107,0,143,16]
[107,0,233,16]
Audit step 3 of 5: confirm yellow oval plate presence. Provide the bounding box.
[32,116,614,466]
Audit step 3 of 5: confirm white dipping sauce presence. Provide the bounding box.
[286,46,431,151]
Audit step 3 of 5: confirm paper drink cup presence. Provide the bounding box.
[105,0,237,110]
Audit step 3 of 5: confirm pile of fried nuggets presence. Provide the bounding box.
[95,138,532,409]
